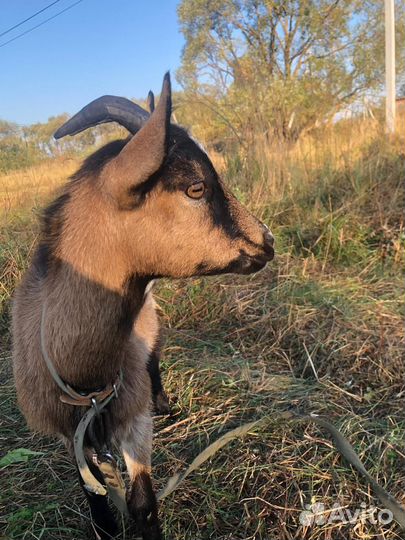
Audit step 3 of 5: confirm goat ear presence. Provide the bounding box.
[103,73,171,208]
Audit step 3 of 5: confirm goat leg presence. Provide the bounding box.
[122,414,162,540]
[62,435,118,539]
[76,461,118,540]
[147,348,170,415]
[127,471,161,540]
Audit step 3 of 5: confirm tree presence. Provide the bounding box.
[177,0,405,144]
[0,120,19,139]
[0,113,130,173]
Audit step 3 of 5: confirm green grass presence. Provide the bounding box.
[1,125,404,539]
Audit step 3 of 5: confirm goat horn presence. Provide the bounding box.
[54,95,150,139]
[147,90,155,113]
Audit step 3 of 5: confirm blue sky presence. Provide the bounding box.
[0,0,184,125]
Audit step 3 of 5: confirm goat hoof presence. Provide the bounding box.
[135,511,162,540]
[153,390,171,415]
[91,513,118,539]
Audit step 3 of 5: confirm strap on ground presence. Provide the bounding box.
[157,411,405,531]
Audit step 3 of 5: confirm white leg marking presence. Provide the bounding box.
[121,413,153,479]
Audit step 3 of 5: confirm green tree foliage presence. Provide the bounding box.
[177,0,405,144]
[0,113,127,173]
[0,120,38,172]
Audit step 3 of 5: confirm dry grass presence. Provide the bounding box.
[1,116,404,540]
[0,158,78,213]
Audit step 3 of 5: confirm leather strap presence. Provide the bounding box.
[73,389,127,515]
[59,377,120,406]
[40,303,127,513]
[158,412,405,530]
[40,303,120,406]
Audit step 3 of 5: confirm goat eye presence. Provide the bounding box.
[186,181,206,200]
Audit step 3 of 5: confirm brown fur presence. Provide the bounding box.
[12,76,274,539]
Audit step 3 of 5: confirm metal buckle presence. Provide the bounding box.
[94,451,117,473]
[97,451,115,466]
[91,397,100,416]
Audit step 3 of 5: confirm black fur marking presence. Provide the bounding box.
[210,183,244,239]
[147,347,163,397]
[127,471,161,540]
[77,463,118,539]
[194,257,245,276]
[119,275,151,334]
[195,261,210,273]
[145,325,170,415]
[71,139,128,183]
[195,249,270,276]
[125,167,164,210]
[32,243,52,279]
[161,127,254,242]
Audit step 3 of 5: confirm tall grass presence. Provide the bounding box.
[219,115,405,273]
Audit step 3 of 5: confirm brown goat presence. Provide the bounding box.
[12,73,274,540]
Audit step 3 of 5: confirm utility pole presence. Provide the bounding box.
[385,0,396,134]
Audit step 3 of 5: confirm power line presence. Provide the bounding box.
[0,0,84,49]
[0,0,63,39]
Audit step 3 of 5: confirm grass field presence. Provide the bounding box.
[1,116,404,540]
